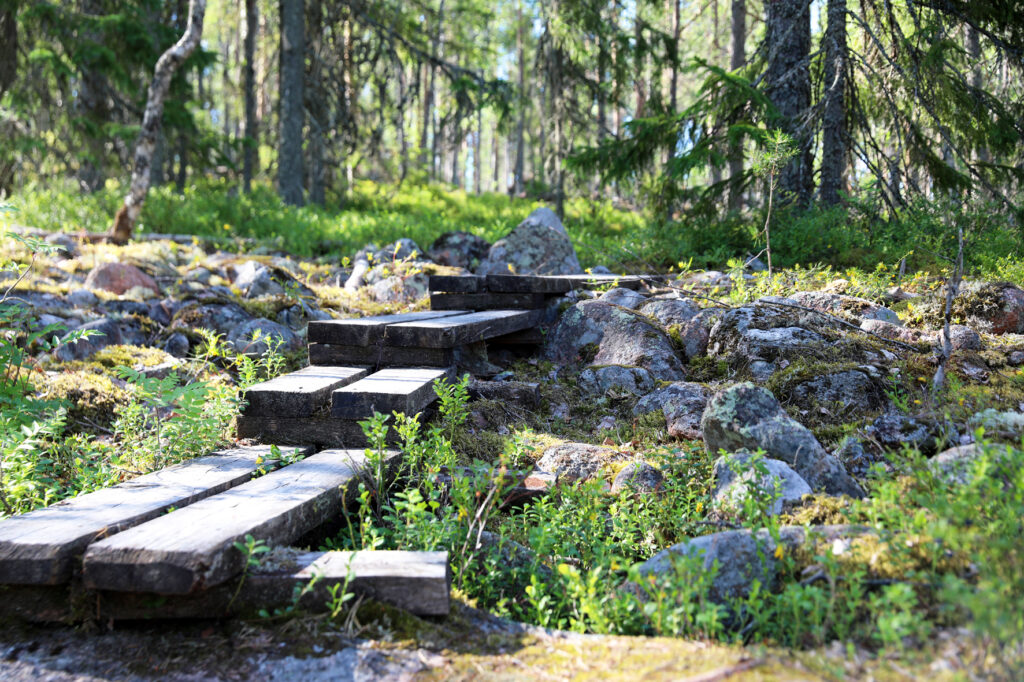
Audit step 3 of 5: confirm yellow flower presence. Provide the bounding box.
[913,399,922,405]
[774,545,785,560]
[695,501,704,513]
[223,223,231,231]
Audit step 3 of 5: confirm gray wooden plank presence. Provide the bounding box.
[308,343,455,369]
[430,292,547,311]
[307,310,467,346]
[427,275,484,293]
[0,445,313,586]
[485,274,653,293]
[331,368,449,419]
[242,366,370,418]
[384,309,543,348]
[96,549,450,619]
[82,449,393,594]
[236,415,403,448]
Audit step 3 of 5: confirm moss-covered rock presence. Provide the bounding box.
[31,369,129,431]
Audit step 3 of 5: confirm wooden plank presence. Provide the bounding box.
[0,445,313,586]
[242,366,369,418]
[307,310,467,346]
[485,274,655,293]
[308,343,455,369]
[331,368,449,419]
[385,309,543,348]
[236,415,404,448]
[96,549,450,619]
[430,292,547,311]
[82,449,394,594]
[428,275,484,293]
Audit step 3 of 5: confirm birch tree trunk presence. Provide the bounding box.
[109,0,206,244]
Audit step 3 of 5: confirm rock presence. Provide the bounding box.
[834,437,879,479]
[953,282,1024,334]
[185,267,213,284]
[279,303,332,331]
[476,207,583,276]
[373,238,423,264]
[701,383,864,497]
[639,297,700,327]
[53,318,123,362]
[163,332,190,358]
[428,232,491,269]
[790,291,901,325]
[596,415,617,432]
[84,262,159,297]
[676,270,730,289]
[370,273,429,303]
[708,303,829,366]
[674,309,717,361]
[536,442,622,482]
[712,452,812,516]
[599,288,647,310]
[1009,351,1024,366]
[859,319,934,345]
[545,300,684,381]
[940,324,983,351]
[744,254,767,272]
[228,319,301,356]
[232,261,285,298]
[171,302,254,337]
[66,289,98,308]
[788,367,886,415]
[45,233,79,259]
[36,313,67,331]
[633,382,710,440]
[930,444,985,486]
[579,365,654,396]
[611,462,664,494]
[589,265,612,274]
[864,412,958,456]
[969,408,1024,440]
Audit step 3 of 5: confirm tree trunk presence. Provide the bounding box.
[242,0,257,192]
[0,0,17,99]
[765,0,813,205]
[513,0,525,196]
[278,0,305,206]
[474,104,482,194]
[109,0,206,243]
[820,0,847,206]
[306,0,326,205]
[727,0,745,210]
[491,121,500,192]
[967,26,989,164]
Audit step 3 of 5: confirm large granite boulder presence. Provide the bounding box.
[476,208,583,276]
[633,382,710,440]
[84,262,159,297]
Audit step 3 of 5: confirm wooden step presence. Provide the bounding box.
[429,274,654,295]
[331,367,450,419]
[82,449,394,594]
[0,445,312,586]
[96,549,450,619]
[242,366,369,418]
[384,309,543,348]
[308,310,467,346]
[308,343,455,369]
[430,292,547,311]
[426,275,483,293]
[236,414,406,448]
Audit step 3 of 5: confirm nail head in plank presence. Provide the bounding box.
[82,449,393,594]
[0,445,313,586]
[96,549,451,619]
[385,309,543,348]
[243,366,369,418]
[430,292,547,311]
[427,275,484,293]
[308,343,455,369]
[307,310,467,346]
[331,367,450,419]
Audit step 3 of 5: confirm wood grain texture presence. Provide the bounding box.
[307,310,466,346]
[384,309,543,348]
[307,343,455,369]
[427,275,484,293]
[82,449,394,594]
[96,549,450,618]
[331,368,449,419]
[484,273,652,293]
[242,366,369,418]
[430,292,547,311]
[236,415,401,448]
[0,445,312,586]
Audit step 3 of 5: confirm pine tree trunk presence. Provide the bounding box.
[765,0,813,205]
[727,0,745,210]
[513,0,525,196]
[820,0,847,206]
[241,0,257,192]
[474,105,483,194]
[306,0,326,205]
[0,0,17,99]
[278,0,305,206]
[109,0,206,243]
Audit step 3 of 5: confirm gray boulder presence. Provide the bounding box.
[701,383,864,497]
[639,297,700,327]
[633,382,710,440]
[941,324,983,351]
[712,452,812,516]
[171,302,254,337]
[54,318,123,362]
[969,408,1024,439]
[611,462,664,494]
[790,291,901,325]
[476,208,583,276]
[428,232,491,269]
[708,303,829,365]
[930,444,984,486]
[865,412,958,456]
[789,367,886,415]
[536,442,622,483]
[67,289,99,308]
[545,300,684,381]
[579,365,654,397]
[233,261,285,298]
[599,288,648,310]
[163,332,190,358]
[370,273,430,303]
[228,318,301,356]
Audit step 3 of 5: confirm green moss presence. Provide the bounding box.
[779,494,852,526]
[30,369,129,431]
[686,356,730,382]
[89,344,173,369]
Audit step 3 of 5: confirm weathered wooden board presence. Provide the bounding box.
[307,310,467,346]
[331,368,449,419]
[484,273,651,293]
[385,309,543,348]
[82,449,394,594]
[468,380,541,407]
[236,415,403,448]
[308,343,455,369]
[430,292,547,311]
[243,366,370,418]
[0,445,312,586]
[96,549,450,619]
[427,275,484,294]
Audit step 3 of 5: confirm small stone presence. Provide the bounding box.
[233,261,285,298]
[712,452,812,516]
[228,318,300,356]
[941,324,983,351]
[45,233,79,259]
[579,365,654,396]
[639,297,700,327]
[476,207,583,276]
[536,442,621,482]
[84,262,159,296]
[1009,350,1024,366]
[865,412,958,456]
[611,462,664,494]
[53,318,123,362]
[428,232,490,269]
[599,287,648,310]
[67,289,99,307]
[596,415,617,431]
[163,332,190,358]
[633,382,710,440]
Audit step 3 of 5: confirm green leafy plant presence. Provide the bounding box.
[751,130,798,276]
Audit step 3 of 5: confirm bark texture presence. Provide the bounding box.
[278,0,305,206]
[242,0,257,192]
[727,0,745,210]
[820,0,848,205]
[109,0,206,244]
